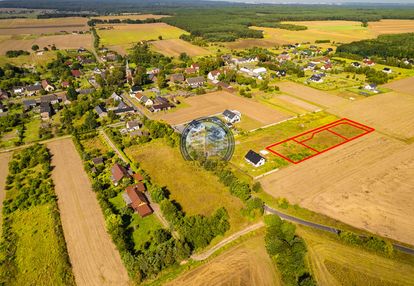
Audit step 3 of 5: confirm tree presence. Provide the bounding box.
[31,45,39,51]
[66,86,78,101]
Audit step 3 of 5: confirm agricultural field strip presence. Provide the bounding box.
[48,139,129,286]
[0,152,11,231]
[266,118,374,164]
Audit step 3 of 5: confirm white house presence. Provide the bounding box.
[186,76,205,88]
[223,109,241,124]
[252,67,267,79]
[245,150,266,168]
[382,67,392,74]
[208,70,221,81]
[126,120,141,131]
[110,92,122,102]
[364,84,379,93]
[136,94,154,107]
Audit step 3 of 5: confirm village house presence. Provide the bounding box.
[41,94,59,105]
[223,109,241,124]
[170,73,185,83]
[41,80,55,92]
[130,129,149,138]
[252,67,267,79]
[136,93,154,107]
[309,74,323,83]
[208,70,221,81]
[110,92,122,102]
[40,102,52,121]
[25,84,42,96]
[113,101,135,115]
[364,83,379,93]
[304,63,316,71]
[71,69,82,78]
[126,120,141,131]
[186,76,205,88]
[245,150,266,168]
[122,185,153,217]
[216,81,235,93]
[23,99,37,111]
[321,63,332,71]
[111,163,130,186]
[363,59,375,66]
[150,97,174,112]
[382,67,392,74]
[0,102,6,113]
[95,105,107,117]
[61,81,70,89]
[351,62,361,68]
[92,157,104,166]
[277,52,291,62]
[276,70,287,77]
[184,67,197,74]
[58,94,71,105]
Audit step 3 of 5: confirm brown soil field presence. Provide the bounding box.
[278,94,321,112]
[153,91,292,127]
[0,17,89,35]
[166,233,281,286]
[260,132,414,245]
[383,77,414,95]
[151,39,211,57]
[277,81,348,108]
[0,152,12,231]
[92,14,169,20]
[48,139,129,286]
[369,20,414,36]
[0,34,92,55]
[329,92,414,140]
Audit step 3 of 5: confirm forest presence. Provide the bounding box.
[336,33,414,60]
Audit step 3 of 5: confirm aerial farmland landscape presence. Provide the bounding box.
[0,0,413,285]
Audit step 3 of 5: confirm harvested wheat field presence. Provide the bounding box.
[151,39,211,57]
[278,94,321,112]
[277,81,347,108]
[0,152,12,230]
[154,91,292,127]
[0,17,89,35]
[383,77,414,95]
[369,20,414,36]
[225,38,283,49]
[298,227,414,286]
[0,34,92,55]
[48,139,129,286]
[166,233,280,286]
[329,92,414,140]
[261,132,414,245]
[92,14,169,20]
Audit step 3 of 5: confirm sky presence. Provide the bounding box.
[212,0,414,3]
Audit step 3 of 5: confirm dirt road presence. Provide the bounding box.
[48,138,129,286]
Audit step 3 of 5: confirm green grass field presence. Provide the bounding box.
[98,23,187,46]
[23,119,40,143]
[125,139,251,236]
[231,112,338,177]
[7,205,73,286]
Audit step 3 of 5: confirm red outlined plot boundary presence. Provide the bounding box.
[266,118,375,164]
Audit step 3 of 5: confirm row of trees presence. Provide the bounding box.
[264,215,316,286]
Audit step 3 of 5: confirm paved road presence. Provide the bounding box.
[264,205,414,256]
[191,221,265,261]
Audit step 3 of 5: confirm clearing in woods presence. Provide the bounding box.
[48,139,129,286]
[166,232,281,286]
[153,91,292,128]
[297,226,414,286]
[151,39,211,57]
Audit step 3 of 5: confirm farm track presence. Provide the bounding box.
[48,138,129,286]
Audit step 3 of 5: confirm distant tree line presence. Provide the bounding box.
[87,17,161,26]
[336,33,414,64]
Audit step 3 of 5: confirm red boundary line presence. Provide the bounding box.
[266,118,375,164]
